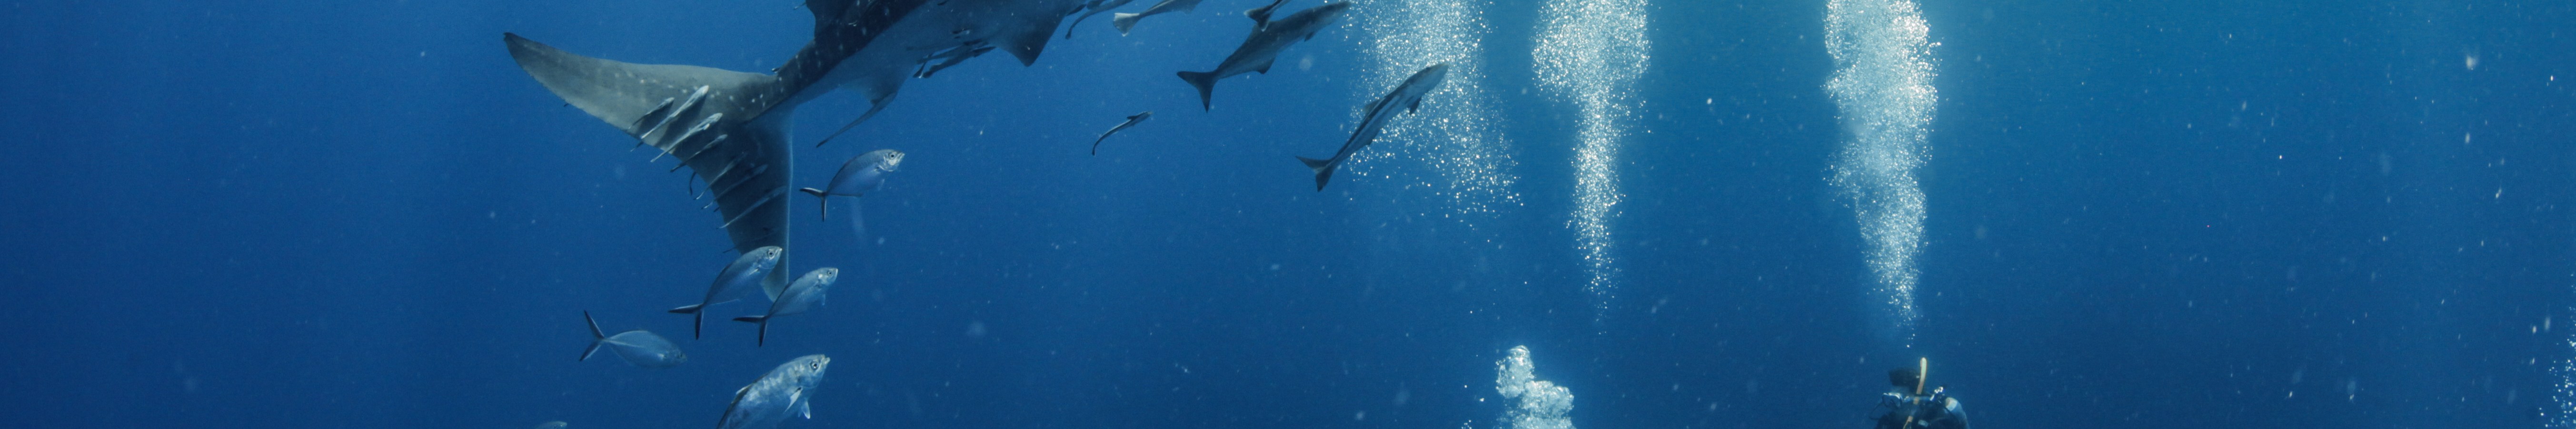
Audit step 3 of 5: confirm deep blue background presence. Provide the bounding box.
[3,0,2572,429]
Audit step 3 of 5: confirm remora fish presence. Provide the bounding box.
[717,354,832,429]
[1064,0,1141,39]
[668,246,784,339]
[1296,63,1448,190]
[1174,1,1352,110]
[732,267,838,346]
[915,42,996,78]
[799,149,904,221]
[1244,0,1293,24]
[1107,0,1205,35]
[1091,111,1152,155]
[505,0,936,298]
[809,0,1091,147]
[579,311,686,369]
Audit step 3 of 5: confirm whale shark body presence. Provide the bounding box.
[505,0,1080,292]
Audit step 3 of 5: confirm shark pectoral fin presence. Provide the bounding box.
[1296,156,1336,191]
[1000,24,1052,66]
[1111,13,1143,35]
[1177,71,1218,110]
[1252,58,1275,74]
[1409,97,1424,114]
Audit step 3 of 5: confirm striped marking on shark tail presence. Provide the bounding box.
[1296,156,1335,191]
[580,311,607,361]
[732,315,771,346]
[1178,71,1218,110]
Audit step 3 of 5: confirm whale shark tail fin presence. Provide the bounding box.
[1296,156,1335,191]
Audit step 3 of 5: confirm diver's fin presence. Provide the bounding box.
[1177,71,1218,110]
[1296,156,1335,191]
[1111,12,1144,35]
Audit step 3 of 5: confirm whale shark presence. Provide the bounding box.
[506,0,1079,294]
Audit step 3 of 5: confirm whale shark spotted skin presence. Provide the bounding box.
[505,0,1080,292]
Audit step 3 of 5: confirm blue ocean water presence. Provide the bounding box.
[3,0,2572,429]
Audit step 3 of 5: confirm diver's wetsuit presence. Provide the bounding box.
[1873,390,1969,429]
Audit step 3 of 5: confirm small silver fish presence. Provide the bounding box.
[1065,0,1141,39]
[579,312,686,369]
[1244,0,1293,24]
[1109,0,1206,35]
[717,354,832,429]
[799,149,905,221]
[668,246,784,339]
[1091,111,1152,155]
[732,267,839,346]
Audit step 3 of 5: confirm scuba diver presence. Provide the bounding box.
[1873,359,1969,429]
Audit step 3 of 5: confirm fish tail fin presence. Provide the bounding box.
[802,188,830,221]
[734,316,771,346]
[667,303,705,339]
[1111,13,1143,35]
[579,311,607,361]
[1177,71,1217,110]
[1296,156,1335,191]
[582,311,607,339]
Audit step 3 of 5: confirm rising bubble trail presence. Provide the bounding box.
[1533,0,1649,320]
[1353,0,1520,216]
[1824,0,1938,341]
